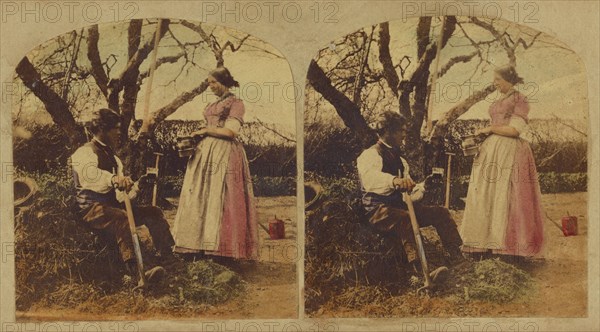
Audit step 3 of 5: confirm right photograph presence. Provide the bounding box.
[304,16,588,317]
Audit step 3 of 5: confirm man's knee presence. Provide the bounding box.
[426,206,452,221]
[136,206,165,220]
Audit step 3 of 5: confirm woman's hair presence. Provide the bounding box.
[495,65,524,85]
[371,111,406,136]
[209,67,240,88]
[89,108,121,134]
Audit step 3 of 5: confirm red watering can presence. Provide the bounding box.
[545,212,578,237]
[268,215,286,240]
[561,215,578,236]
[258,215,286,240]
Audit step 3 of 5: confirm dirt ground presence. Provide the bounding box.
[311,192,588,318]
[16,192,589,320]
[17,196,298,321]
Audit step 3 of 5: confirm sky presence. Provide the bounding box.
[305,16,588,129]
[13,19,297,137]
[14,17,589,137]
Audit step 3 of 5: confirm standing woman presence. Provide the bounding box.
[460,66,544,258]
[172,67,258,260]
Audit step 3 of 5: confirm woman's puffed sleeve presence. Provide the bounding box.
[508,116,528,134]
[228,99,245,124]
[513,93,530,119]
[224,118,242,135]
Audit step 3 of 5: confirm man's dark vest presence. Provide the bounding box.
[72,140,119,211]
[360,141,408,213]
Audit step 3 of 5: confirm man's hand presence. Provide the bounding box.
[112,175,135,192]
[393,177,416,191]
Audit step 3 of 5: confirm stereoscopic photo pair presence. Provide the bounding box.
[11,16,587,320]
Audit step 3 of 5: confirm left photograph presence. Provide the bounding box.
[12,18,297,320]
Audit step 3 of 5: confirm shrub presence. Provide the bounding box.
[14,169,120,310]
[14,169,247,313]
[252,176,296,197]
[13,120,296,178]
[160,174,295,198]
[303,119,587,178]
[12,123,74,173]
[304,174,406,312]
[538,172,587,193]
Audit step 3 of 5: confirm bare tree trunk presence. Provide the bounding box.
[416,17,432,59]
[148,81,210,131]
[108,19,170,112]
[307,60,374,143]
[120,19,143,142]
[120,19,145,178]
[87,25,109,98]
[403,17,456,178]
[428,84,496,141]
[15,57,85,147]
[378,22,399,97]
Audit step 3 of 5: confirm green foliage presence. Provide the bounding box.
[14,170,247,312]
[252,176,296,196]
[142,120,296,177]
[459,259,534,303]
[303,119,587,178]
[13,120,296,178]
[12,123,74,173]
[449,172,587,209]
[14,169,119,310]
[159,175,295,198]
[304,122,368,178]
[304,174,407,313]
[538,172,587,193]
[181,261,246,304]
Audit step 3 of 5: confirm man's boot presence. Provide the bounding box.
[429,266,449,284]
[411,260,449,284]
[158,248,182,267]
[124,259,166,285]
[144,266,166,283]
[447,246,471,269]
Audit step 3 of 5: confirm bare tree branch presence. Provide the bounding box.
[16,56,85,145]
[148,80,210,131]
[470,17,516,66]
[86,25,109,97]
[550,114,587,137]
[307,59,373,139]
[428,84,496,141]
[352,27,375,106]
[254,117,296,143]
[138,52,187,82]
[416,17,432,59]
[438,50,478,77]
[378,22,400,96]
[180,20,251,67]
[107,19,170,110]
[120,19,143,140]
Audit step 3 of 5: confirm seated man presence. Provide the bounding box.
[70,108,176,282]
[357,111,466,281]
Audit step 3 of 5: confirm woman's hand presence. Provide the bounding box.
[191,128,209,138]
[191,126,236,140]
[475,127,492,136]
